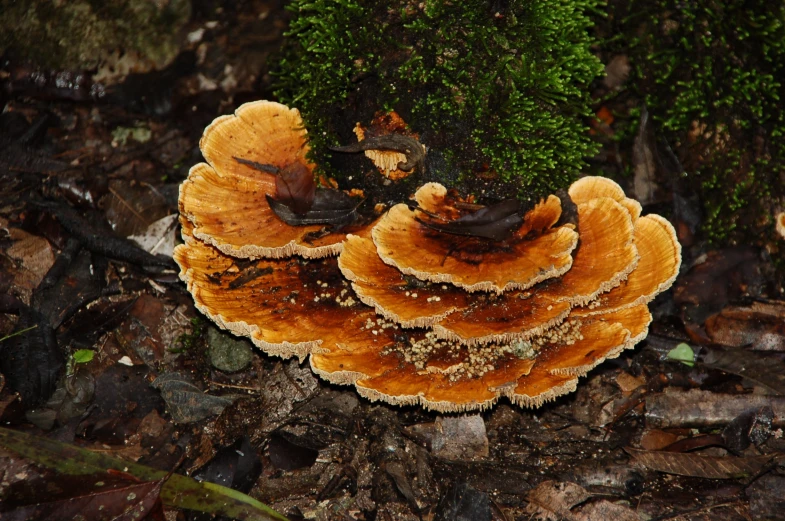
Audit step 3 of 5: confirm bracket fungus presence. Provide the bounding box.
[180,101,369,259]
[175,100,682,413]
[332,111,426,180]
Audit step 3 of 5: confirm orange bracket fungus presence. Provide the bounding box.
[175,100,682,412]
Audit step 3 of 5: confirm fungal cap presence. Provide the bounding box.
[181,100,355,259]
[174,216,394,361]
[577,213,681,315]
[569,176,642,222]
[371,184,579,293]
[431,196,639,346]
[511,304,652,408]
[338,234,470,328]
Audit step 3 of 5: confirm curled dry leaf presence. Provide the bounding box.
[625,446,776,480]
[415,198,523,241]
[174,100,681,412]
[272,162,316,215]
[348,111,425,179]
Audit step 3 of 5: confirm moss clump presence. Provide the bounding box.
[0,0,191,71]
[274,0,604,201]
[608,0,785,243]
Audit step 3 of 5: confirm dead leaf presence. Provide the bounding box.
[639,429,682,451]
[151,372,236,423]
[632,107,659,206]
[275,163,316,215]
[526,480,590,520]
[603,55,631,90]
[704,301,785,351]
[700,345,785,395]
[104,178,170,238]
[5,228,55,290]
[625,447,777,479]
[128,214,178,257]
[575,500,640,521]
[416,199,523,241]
[265,189,360,227]
[2,473,166,521]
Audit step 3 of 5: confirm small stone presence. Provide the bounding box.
[207,327,254,373]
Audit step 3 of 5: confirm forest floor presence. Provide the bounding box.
[1,2,785,520]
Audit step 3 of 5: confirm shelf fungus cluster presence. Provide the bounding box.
[175,100,682,412]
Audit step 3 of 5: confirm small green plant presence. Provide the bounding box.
[274,0,604,200]
[66,349,95,375]
[667,343,695,368]
[171,316,207,354]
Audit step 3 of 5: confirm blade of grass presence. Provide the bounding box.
[0,325,38,343]
[0,427,288,521]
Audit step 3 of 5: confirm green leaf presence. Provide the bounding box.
[72,349,95,364]
[667,343,696,367]
[0,427,288,521]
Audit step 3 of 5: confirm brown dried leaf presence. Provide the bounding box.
[701,345,785,395]
[625,446,776,479]
[1,473,166,521]
[151,372,236,423]
[275,162,316,215]
[705,302,785,351]
[525,480,590,521]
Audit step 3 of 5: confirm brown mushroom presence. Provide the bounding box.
[176,102,681,414]
[174,217,399,360]
[338,234,471,327]
[338,195,637,343]
[372,183,579,293]
[431,196,639,345]
[510,307,649,407]
[180,100,366,259]
[776,212,785,240]
[575,214,681,315]
[312,328,538,411]
[568,176,642,222]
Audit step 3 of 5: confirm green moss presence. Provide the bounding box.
[608,0,785,243]
[274,0,604,201]
[0,0,191,70]
[171,317,207,354]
